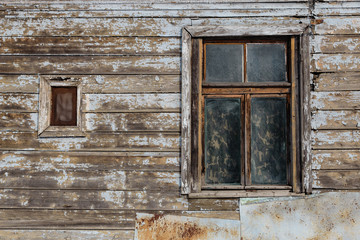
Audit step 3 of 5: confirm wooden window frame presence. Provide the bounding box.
[181,25,312,198]
[38,76,84,138]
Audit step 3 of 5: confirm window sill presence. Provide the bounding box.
[38,126,85,138]
[188,190,305,199]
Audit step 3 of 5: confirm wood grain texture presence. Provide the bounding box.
[0,56,180,74]
[314,2,360,16]
[0,75,38,93]
[0,18,191,37]
[312,36,360,53]
[314,17,360,35]
[311,54,360,72]
[84,112,180,132]
[313,170,360,189]
[311,91,360,110]
[311,130,360,149]
[0,93,38,112]
[188,199,239,211]
[0,189,188,210]
[0,112,37,131]
[0,230,134,239]
[83,93,180,112]
[313,150,360,170]
[0,37,180,55]
[313,73,360,91]
[311,110,360,130]
[0,132,180,151]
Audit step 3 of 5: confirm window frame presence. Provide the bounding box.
[181,25,312,198]
[38,76,84,138]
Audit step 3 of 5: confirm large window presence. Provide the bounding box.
[181,25,312,197]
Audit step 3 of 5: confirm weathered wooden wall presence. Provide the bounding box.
[0,0,359,239]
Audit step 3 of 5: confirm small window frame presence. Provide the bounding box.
[38,76,84,138]
[181,24,312,198]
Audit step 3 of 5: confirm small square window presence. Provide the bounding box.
[38,76,84,137]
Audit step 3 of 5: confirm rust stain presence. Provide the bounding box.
[135,213,240,240]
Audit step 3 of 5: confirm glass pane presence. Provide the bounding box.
[247,43,286,82]
[51,87,77,126]
[205,44,244,83]
[251,97,287,184]
[205,98,241,184]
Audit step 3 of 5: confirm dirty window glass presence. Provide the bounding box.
[247,43,286,82]
[250,97,287,184]
[51,87,77,126]
[204,98,241,184]
[205,44,244,83]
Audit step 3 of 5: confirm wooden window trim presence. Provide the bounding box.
[181,24,312,198]
[38,76,84,138]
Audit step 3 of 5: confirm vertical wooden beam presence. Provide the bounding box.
[181,28,192,194]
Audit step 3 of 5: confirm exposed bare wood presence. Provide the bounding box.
[188,199,239,211]
[312,36,360,53]
[0,230,134,240]
[189,190,304,198]
[84,112,180,132]
[313,73,360,91]
[0,151,179,171]
[314,2,360,16]
[0,17,191,37]
[311,130,360,149]
[0,132,180,151]
[312,110,360,130]
[314,17,360,35]
[0,189,188,210]
[313,170,360,189]
[83,93,180,113]
[0,75,38,93]
[0,112,37,131]
[0,93,38,112]
[313,150,360,170]
[0,56,180,75]
[0,37,180,55]
[311,54,360,72]
[311,91,360,110]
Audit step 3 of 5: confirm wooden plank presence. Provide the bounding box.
[311,110,360,130]
[0,189,188,210]
[312,36,360,53]
[311,91,360,110]
[313,150,360,170]
[84,112,180,132]
[0,37,180,55]
[83,93,180,112]
[311,54,360,72]
[313,170,360,189]
[311,130,360,149]
[314,2,360,16]
[313,73,360,91]
[2,8,309,18]
[0,230,134,240]
[0,169,180,191]
[0,151,180,172]
[0,132,180,151]
[0,17,191,37]
[188,199,239,211]
[0,56,180,74]
[0,93,38,112]
[314,17,360,35]
[0,75,180,94]
[0,112,37,131]
[0,209,134,230]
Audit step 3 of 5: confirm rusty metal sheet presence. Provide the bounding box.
[240,192,360,240]
[135,213,240,240]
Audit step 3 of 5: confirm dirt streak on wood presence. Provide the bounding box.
[0,56,180,74]
[311,110,360,130]
[0,189,188,210]
[0,132,180,151]
[313,170,360,189]
[0,93,38,112]
[313,73,360,91]
[0,112,37,131]
[0,37,180,55]
[312,150,360,170]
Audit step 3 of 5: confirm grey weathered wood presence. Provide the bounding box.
[314,2,360,16]
[314,17,360,35]
[0,75,38,93]
[311,54,360,72]
[181,28,192,195]
[313,150,360,170]
[311,91,360,110]
[312,110,360,130]
[313,73,360,91]
[0,112,37,131]
[312,36,360,54]
[311,130,360,149]
[0,93,38,112]
[313,170,360,189]
[0,56,180,74]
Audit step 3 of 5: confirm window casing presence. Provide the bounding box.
[181,25,312,198]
